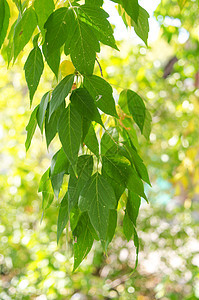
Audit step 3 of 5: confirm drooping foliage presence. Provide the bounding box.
[0,0,152,270]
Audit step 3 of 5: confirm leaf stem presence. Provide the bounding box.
[96,58,103,77]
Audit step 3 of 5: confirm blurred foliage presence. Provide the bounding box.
[1,0,199,299]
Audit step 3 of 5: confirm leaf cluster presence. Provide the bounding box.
[0,0,151,270]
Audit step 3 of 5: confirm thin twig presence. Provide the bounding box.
[96,58,104,77]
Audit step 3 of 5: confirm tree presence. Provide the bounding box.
[0,0,160,270]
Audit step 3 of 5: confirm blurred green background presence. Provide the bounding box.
[0,0,199,299]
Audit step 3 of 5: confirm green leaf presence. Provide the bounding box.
[70,205,81,232]
[84,124,99,157]
[85,0,103,6]
[3,19,15,65]
[36,92,49,134]
[82,118,91,142]
[51,172,64,199]
[57,193,69,243]
[101,129,119,156]
[120,89,146,133]
[51,148,70,178]
[73,213,94,271]
[102,156,147,200]
[24,46,44,105]
[34,0,54,31]
[77,5,118,50]
[45,103,65,148]
[13,7,37,60]
[118,88,130,115]
[33,33,40,48]
[58,104,82,171]
[143,109,152,140]
[63,9,77,56]
[131,6,149,46]
[105,209,117,251]
[49,74,74,119]
[120,118,139,149]
[126,191,141,226]
[102,168,125,201]
[68,155,93,212]
[79,172,117,246]
[61,8,100,74]
[120,0,139,23]
[42,42,60,78]
[133,226,139,271]
[44,7,70,53]
[38,168,54,210]
[123,210,134,241]
[50,148,70,198]
[70,88,103,127]
[0,0,10,50]
[124,144,151,186]
[83,75,118,118]
[69,19,100,75]
[25,105,39,151]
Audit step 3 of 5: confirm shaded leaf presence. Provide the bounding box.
[127,90,146,133]
[58,104,82,171]
[102,168,125,201]
[105,209,117,251]
[118,4,149,45]
[124,143,151,185]
[122,121,139,150]
[24,46,44,105]
[79,172,117,246]
[85,0,103,6]
[70,88,103,126]
[0,0,10,50]
[126,191,141,226]
[68,155,93,212]
[44,7,70,53]
[70,19,100,75]
[25,105,39,151]
[57,193,69,243]
[132,226,139,272]
[51,148,70,178]
[42,42,60,78]
[118,87,130,114]
[77,5,118,50]
[84,124,99,157]
[38,168,54,210]
[36,92,49,134]
[50,148,69,199]
[83,75,118,117]
[102,156,147,200]
[123,210,134,241]
[101,129,118,156]
[131,6,149,46]
[120,89,146,133]
[120,0,139,23]
[45,102,65,148]
[70,205,81,232]
[3,19,15,65]
[143,109,152,140]
[82,118,91,142]
[49,74,74,119]
[13,8,37,60]
[73,213,94,271]
[34,0,54,31]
